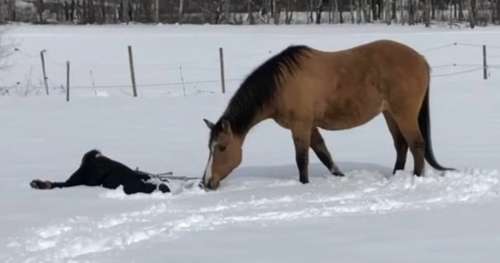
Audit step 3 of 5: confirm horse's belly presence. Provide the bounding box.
[317,115,377,130]
[315,99,383,130]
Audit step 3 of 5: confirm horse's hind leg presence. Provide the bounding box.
[310,127,344,176]
[291,124,312,184]
[392,114,425,176]
[383,112,408,174]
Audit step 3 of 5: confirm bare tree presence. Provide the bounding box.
[424,0,431,26]
[89,0,96,23]
[202,0,225,24]
[81,0,87,23]
[247,0,255,24]
[497,0,500,23]
[313,0,326,24]
[306,0,312,23]
[458,0,465,21]
[384,0,392,23]
[99,0,106,23]
[349,0,359,24]
[224,0,231,23]
[391,0,396,22]
[179,0,185,23]
[356,0,362,23]
[153,0,159,22]
[400,0,405,24]
[0,0,499,27]
[363,0,370,23]
[122,0,130,23]
[34,0,46,23]
[337,0,344,23]
[272,0,280,24]
[371,0,382,20]
[329,0,337,23]
[469,0,477,28]
[0,0,7,23]
[284,0,294,24]
[1,0,16,22]
[408,0,415,25]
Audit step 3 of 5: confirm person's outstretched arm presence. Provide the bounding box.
[30,166,85,190]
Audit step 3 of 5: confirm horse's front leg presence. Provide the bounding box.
[310,127,344,176]
[291,124,312,184]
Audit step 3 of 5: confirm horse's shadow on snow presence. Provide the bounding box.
[231,162,393,181]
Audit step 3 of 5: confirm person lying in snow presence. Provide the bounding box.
[30,150,170,195]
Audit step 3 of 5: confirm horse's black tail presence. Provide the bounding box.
[418,87,454,171]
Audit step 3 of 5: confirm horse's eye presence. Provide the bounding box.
[218,145,227,152]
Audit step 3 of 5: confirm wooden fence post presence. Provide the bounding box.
[483,45,488,80]
[128,45,138,97]
[219,47,226,94]
[66,61,70,102]
[40,50,49,95]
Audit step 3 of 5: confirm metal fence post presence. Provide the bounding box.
[66,61,70,102]
[483,45,488,80]
[128,45,138,97]
[40,50,49,95]
[219,47,226,94]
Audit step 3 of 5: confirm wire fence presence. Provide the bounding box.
[4,41,500,98]
[7,45,270,97]
[422,42,500,52]
[422,42,500,78]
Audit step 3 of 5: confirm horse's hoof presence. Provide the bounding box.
[332,171,345,177]
[299,179,309,184]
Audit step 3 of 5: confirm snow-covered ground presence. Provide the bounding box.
[1,24,500,262]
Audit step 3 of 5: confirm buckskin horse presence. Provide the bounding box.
[202,40,453,190]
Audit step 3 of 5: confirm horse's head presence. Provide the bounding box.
[202,119,242,190]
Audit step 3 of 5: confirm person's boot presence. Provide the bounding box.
[158,183,170,193]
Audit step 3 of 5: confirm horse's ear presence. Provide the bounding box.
[221,119,232,135]
[203,119,214,129]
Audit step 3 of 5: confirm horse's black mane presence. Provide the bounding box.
[210,45,312,141]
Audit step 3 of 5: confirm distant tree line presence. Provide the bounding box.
[0,0,499,28]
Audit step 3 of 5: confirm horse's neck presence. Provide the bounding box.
[236,108,272,141]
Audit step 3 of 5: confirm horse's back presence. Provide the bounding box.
[351,39,429,79]
[274,40,430,130]
[325,40,429,83]
[349,40,430,116]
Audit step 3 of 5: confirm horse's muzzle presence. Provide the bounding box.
[201,178,219,191]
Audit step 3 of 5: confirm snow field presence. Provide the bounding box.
[1,24,500,262]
